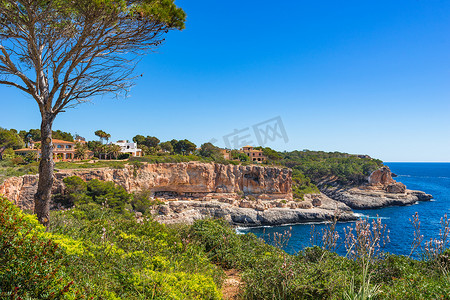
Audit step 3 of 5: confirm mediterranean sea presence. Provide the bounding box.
[240,162,450,257]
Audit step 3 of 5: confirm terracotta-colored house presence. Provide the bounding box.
[15,139,93,161]
[220,145,267,163]
[241,145,266,163]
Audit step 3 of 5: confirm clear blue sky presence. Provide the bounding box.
[1,0,449,162]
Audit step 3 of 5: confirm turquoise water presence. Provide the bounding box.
[240,163,450,257]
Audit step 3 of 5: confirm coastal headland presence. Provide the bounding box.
[0,162,431,226]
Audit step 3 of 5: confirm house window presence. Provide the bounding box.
[66,153,72,159]
[66,145,72,149]
[57,145,63,149]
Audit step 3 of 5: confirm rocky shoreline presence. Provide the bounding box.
[319,186,432,210]
[316,167,433,210]
[0,163,432,227]
[153,193,356,226]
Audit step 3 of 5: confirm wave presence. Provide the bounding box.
[353,213,390,220]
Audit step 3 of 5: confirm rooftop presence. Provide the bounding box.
[51,139,75,144]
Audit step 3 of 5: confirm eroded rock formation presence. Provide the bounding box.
[318,166,432,209]
[154,199,356,227]
[1,162,292,210]
[368,167,396,186]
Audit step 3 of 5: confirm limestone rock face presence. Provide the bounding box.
[368,167,395,186]
[386,182,406,194]
[0,175,39,210]
[0,162,292,210]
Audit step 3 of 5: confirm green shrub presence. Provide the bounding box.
[55,177,132,212]
[11,155,25,165]
[292,170,319,200]
[131,190,153,213]
[373,254,450,299]
[130,191,165,214]
[0,197,81,299]
[2,148,15,160]
[117,153,130,160]
[48,203,223,299]
[188,219,281,270]
[24,151,38,163]
[86,179,131,212]
[64,176,88,194]
[188,219,355,299]
[122,269,221,299]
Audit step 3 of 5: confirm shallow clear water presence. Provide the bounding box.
[240,163,450,257]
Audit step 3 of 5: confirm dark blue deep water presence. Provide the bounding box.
[240,163,450,257]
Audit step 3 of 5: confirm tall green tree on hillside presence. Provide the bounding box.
[132,134,146,145]
[160,141,174,153]
[52,130,74,142]
[173,139,197,155]
[107,144,122,159]
[19,129,73,142]
[74,142,89,160]
[87,140,103,158]
[95,130,108,144]
[132,135,160,148]
[105,133,111,144]
[0,0,185,227]
[19,129,41,143]
[0,128,24,159]
[199,142,221,159]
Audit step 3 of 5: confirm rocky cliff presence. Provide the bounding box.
[0,162,356,225]
[317,166,433,209]
[0,162,292,210]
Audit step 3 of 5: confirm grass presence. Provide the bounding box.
[55,160,128,170]
[0,160,39,183]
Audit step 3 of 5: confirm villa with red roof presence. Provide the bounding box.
[15,138,93,161]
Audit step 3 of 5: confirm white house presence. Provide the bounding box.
[114,140,143,157]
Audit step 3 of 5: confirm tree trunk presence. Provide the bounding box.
[0,146,6,160]
[34,114,54,228]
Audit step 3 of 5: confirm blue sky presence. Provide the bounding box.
[1,0,449,162]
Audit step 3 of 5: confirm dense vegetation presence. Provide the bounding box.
[0,195,223,299]
[280,150,384,185]
[2,185,450,299]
